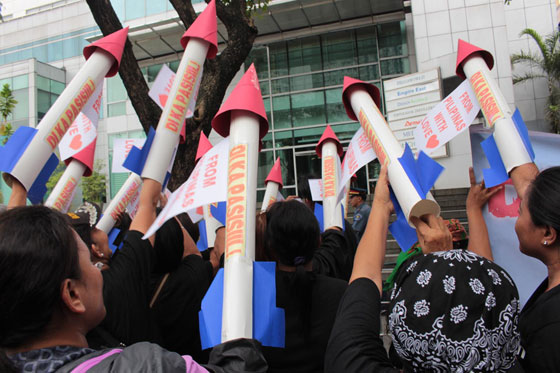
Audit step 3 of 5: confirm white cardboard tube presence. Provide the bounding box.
[221,110,259,343]
[463,58,532,172]
[321,141,343,229]
[45,159,86,212]
[203,205,223,248]
[343,179,351,220]
[11,50,113,190]
[96,173,142,233]
[260,181,279,212]
[142,39,209,183]
[348,87,440,225]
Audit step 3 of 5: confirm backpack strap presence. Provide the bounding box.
[71,349,123,372]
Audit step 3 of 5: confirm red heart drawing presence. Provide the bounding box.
[69,134,83,150]
[426,134,439,149]
[159,94,168,107]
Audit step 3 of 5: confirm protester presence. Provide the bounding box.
[0,179,267,372]
[289,174,358,281]
[259,200,347,373]
[325,166,520,372]
[348,187,370,240]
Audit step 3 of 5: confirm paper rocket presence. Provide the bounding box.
[315,125,343,158]
[83,27,129,78]
[211,64,269,139]
[455,39,494,79]
[265,157,283,188]
[64,138,97,177]
[196,131,213,162]
[342,76,381,121]
[180,0,218,59]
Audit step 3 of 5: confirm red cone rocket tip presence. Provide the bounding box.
[195,131,213,162]
[64,138,97,177]
[265,157,283,188]
[342,76,381,122]
[315,124,343,158]
[83,27,129,78]
[455,39,494,79]
[180,0,218,59]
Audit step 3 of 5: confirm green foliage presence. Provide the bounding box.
[82,160,107,204]
[45,162,67,197]
[0,84,17,123]
[511,28,560,133]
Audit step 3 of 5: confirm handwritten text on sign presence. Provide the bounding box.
[53,176,78,212]
[165,61,201,133]
[358,108,390,166]
[112,138,146,173]
[46,79,96,150]
[413,80,480,153]
[149,64,201,119]
[337,127,376,205]
[469,70,504,127]
[322,156,337,199]
[110,179,142,221]
[142,138,229,239]
[225,144,248,260]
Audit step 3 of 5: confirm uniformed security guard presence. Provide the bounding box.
[349,187,370,241]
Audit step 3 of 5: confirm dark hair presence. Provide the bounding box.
[527,166,560,235]
[0,206,81,368]
[297,173,319,202]
[73,223,93,250]
[265,200,320,266]
[176,212,199,243]
[255,212,273,262]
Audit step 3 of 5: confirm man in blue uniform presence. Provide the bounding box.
[349,187,370,241]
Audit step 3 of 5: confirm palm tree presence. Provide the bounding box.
[511,28,560,133]
[0,83,17,144]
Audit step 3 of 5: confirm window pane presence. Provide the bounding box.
[269,43,288,77]
[293,126,324,146]
[108,102,126,117]
[380,58,410,76]
[331,122,360,141]
[322,30,356,69]
[111,0,125,21]
[357,26,378,64]
[260,80,270,96]
[147,0,166,16]
[246,47,269,79]
[262,132,273,149]
[274,130,294,147]
[276,148,295,186]
[36,76,50,91]
[63,37,80,59]
[290,91,325,127]
[37,90,51,121]
[51,80,65,95]
[358,64,380,81]
[257,151,274,188]
[289,72,323,91]
[33,46,48,62]
[169,60,180,73]
[146,64,162,83]
[48,40,64,62]
[263,98,271,126]
[323,67,357,87]
[288,36,321,75]
[378,21,407,58]
[12,75,28,90]
[271,78,289,94]
[12,89,28,120]
[325,88,347,124]
[107,75,127,103]
[125,0,145,20]
[272,95,291,129]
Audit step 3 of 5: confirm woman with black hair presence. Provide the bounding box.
[260,200,347,373]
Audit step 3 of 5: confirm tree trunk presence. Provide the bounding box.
[85,0,258,191]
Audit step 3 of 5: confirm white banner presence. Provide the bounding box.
[143,137,229,239]
[149,63,201,118]
[337,127,376,205]
[414,80,480,154]
[112,138,146,173]
[59,85,103,161]
[309,178,323,201]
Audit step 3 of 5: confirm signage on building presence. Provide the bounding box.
[383,68,448,158]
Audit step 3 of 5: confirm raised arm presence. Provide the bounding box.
[466,167,502,260]
[349,166,392,294]
[130,178,161,245]
[510,163,539,200]
[7,176,27,209]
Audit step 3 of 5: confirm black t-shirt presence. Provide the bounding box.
[151,254,214,360]
[261,270,347,373]
[325,278,399,373]
[313,222,358,281]
[93,230,159,347]
[519,278,560,372]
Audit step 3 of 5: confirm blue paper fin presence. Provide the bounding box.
[398,143,443,198]
[199,268,224,350]
[480,134,509,188]
[122,127,156,175]
[314,203,324,232]
[162,171,171,192]
[197,220,208,252]
[388,189,418,251]
[27,153,59,204]
[253,261,285,348]
[108,228,121,253]
[0,126,37,173]
[340,205,345,231]
[210,202,227,226]
[512,108,535,161]
[416,150,444,194]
